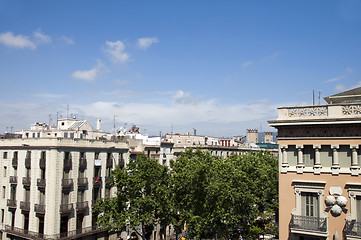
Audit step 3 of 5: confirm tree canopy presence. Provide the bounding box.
[95,149,278,240]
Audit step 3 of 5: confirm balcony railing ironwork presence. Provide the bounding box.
[76,201,89,211]
[60,203,74,214]
[93,177,102,187]
[22,177,31,186]
[9,176,17,184]
[20,201,30,211]
[345,219,361,237]
[5,225,45,239]
[62,179,73,189]
[290,214,327,233]
[37,179,46,188]
[12,158,18,167]
[34,204,46,214]
[7,199,16,208]
[63,158,72,169]
[78,178,88,188]
[106,159,113,168]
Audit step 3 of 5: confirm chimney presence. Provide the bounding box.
[97,119,101,131]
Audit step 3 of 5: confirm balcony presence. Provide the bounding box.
[34,204,46,214]
[345,219,361,237]
[290,214,327,234]
[79,158,87,169]
[39,158,46,169]
[20,201,30,211]
[62,179,73,189]
[76,201,89,211]
[22,177,31,187]
[57,225,102,239]
[5,225,45,239]
[93,177,102,188]
[60,203,74,214]
[63,158,72,169]
[78,178,88,189]
[12,158,18,167]
[7,199,16,208]
[37,178,46,188]
[9,176,17,185]
[25,157,31,168]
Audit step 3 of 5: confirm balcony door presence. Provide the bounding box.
[302,192,319,217]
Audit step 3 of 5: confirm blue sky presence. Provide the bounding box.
[1,1,361,137]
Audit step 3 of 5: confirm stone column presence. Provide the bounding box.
[331,145,340,175]
[296,145,304,174]
[280,145,289,173]
[350,145,360,176]
[313,145,322,174]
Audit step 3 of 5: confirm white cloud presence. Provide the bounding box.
[172,90,197,104]
[60,36,74,45]
[103,40,129,63]
[0,31,36,49]
[33,29,51,44]
[0,30,52,49]
[71,61,105,81]
[242,61,254,68]
[335,84,346,92]
[137,37,159,49]
[324,76,344,83]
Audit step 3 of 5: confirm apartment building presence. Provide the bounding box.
[269,87,361,240]
[0,119,129,240]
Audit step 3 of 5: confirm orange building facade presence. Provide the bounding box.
[269,88,361,240]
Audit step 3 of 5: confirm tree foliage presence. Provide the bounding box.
[95,149,278,240]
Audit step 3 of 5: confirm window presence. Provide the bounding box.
[3,167,6,177]
[302,192,319,217]
[2,186,5,199]
[3,152,7,159]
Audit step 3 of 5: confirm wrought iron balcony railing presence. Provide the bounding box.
[22,177,31,186]
[63,158,72,169]
[62,179,73,189]
[345,219,361,237]
[60,203,74,214]
[34,204,46,214]
[78,178,88,189]
[7,199,16,208]
[76,201,89,211]
[290,214,327,233]
[25,157,31,168]
[9,176,17,184]
[20,201,30,211]
[37,178,46,188]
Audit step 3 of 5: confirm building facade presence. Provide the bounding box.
[269,87,361,240]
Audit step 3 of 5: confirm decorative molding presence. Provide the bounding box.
[342,105,361,115]
[288,107,328,117]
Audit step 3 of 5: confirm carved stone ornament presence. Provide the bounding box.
[325,186,348,217]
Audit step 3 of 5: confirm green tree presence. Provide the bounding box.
[171,149,278,239]
[94,153,173,240]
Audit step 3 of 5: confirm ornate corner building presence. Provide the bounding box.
[269,87,361,240]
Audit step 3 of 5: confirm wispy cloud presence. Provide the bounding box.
[33,29,51,44]
[324,76,344,83]
[242,61,254,68]
[103,40,129,63]
[137,37,159,49]
[335,84,346,92]
[60,36,74,45]
[71,61,105,81]
[263,51,282,60]
[0,30,51,49]
[0,31,37,49]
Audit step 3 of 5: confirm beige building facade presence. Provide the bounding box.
[269,87,361,240]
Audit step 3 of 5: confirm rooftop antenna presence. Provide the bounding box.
[319,91,321,105]
[313,90,315,105]
[49,114,52,126]
[113,115,116,133]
